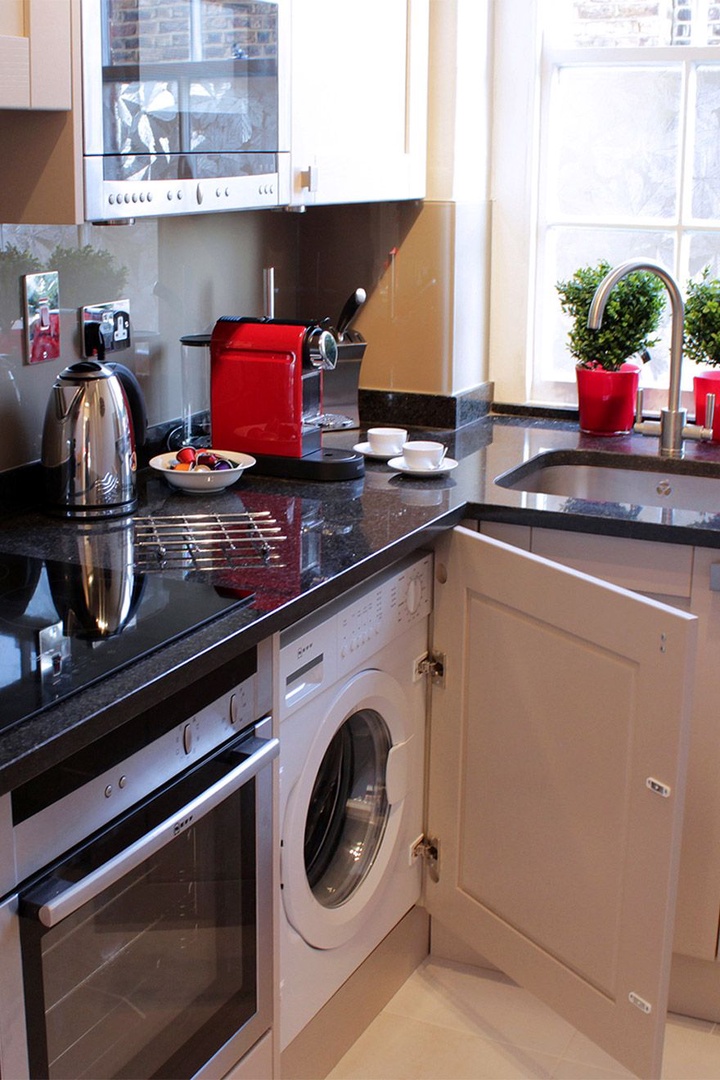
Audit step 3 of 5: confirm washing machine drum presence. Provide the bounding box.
[282,670,416,949]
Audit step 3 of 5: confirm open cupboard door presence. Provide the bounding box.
[426,526,697,1079]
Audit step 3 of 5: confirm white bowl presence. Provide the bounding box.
[150,450,256,492]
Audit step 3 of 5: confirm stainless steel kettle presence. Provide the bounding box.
[41,360,147,519]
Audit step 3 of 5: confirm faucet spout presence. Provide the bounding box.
[587,259,685,457]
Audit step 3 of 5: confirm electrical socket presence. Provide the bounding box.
[81,299,131,359]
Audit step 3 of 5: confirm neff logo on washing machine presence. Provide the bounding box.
[296,641,315,660]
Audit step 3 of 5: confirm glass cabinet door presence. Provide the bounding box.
[90,1,282,180]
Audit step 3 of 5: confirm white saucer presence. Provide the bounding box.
[354,441,402,461]
[387,455,458,477]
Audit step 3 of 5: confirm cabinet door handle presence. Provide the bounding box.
[301,164,319,192]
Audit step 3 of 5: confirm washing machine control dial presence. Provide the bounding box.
[405,573,423,615]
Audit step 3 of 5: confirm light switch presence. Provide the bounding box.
[23,271,61,364]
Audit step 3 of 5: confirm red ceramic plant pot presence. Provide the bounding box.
[693,371,720,441]
[576,362,640,436]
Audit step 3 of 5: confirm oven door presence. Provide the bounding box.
[14,725,277,1080]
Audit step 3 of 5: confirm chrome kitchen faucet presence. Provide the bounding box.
[587,259,714,457]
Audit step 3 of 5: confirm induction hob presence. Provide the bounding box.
[0,551,254,735]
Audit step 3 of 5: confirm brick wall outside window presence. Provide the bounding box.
[107,1,277,65]
[572,0,720,46]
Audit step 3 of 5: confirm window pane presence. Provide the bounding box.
[688,230,720,276]
[693,66,720,216]
[549,66,682,220]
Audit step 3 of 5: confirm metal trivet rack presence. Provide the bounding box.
[133,512,288,571]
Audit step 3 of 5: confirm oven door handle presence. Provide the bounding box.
[22,733,279,929]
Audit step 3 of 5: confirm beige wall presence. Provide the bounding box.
[358,202,457,396]
[296,200,451,395]
[352,201,485,398]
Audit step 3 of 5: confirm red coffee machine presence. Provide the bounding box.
[210,317,364,480]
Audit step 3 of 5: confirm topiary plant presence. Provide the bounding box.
[684,268,720,368]
[556,259,666,371]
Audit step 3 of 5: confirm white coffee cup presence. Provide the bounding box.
[367,427,408,456]
[402,440,447,470]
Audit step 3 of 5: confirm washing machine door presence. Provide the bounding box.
[281,669,417,949]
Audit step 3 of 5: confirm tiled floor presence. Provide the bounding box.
[327,958,720,1080]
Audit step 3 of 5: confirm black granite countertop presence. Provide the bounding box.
[3,409,720,794]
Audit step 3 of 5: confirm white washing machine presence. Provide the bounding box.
[277,551,433,1050]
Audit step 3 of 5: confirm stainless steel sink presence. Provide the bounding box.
[494,451,720,513]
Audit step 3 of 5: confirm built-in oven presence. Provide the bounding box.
[0,638,276,1080]
[81,0,290,223]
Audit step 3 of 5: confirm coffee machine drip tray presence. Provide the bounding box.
[249,447,364,481]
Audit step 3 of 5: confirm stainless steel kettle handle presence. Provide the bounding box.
[107,362,147,446]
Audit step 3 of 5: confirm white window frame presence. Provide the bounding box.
[488,0,542,406]
[488,0,720,410]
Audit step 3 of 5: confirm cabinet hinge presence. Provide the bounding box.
[416,652,445,686]
[412,834,440,883]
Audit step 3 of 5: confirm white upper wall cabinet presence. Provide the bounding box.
[0,0,72,110]
[0,0,428,224]
[289,0,429,207]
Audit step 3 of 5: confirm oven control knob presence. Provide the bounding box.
[230,688,251,726]
[230,692,242,726]
[183,723,193,755]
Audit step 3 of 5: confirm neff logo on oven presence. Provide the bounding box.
[296,641,315,660]
[174,813,194,835]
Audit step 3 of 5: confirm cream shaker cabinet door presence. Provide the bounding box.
[289,0,428,206]
[0,0,72,110]
[426,526,697,1080]
[525,528,720,964]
